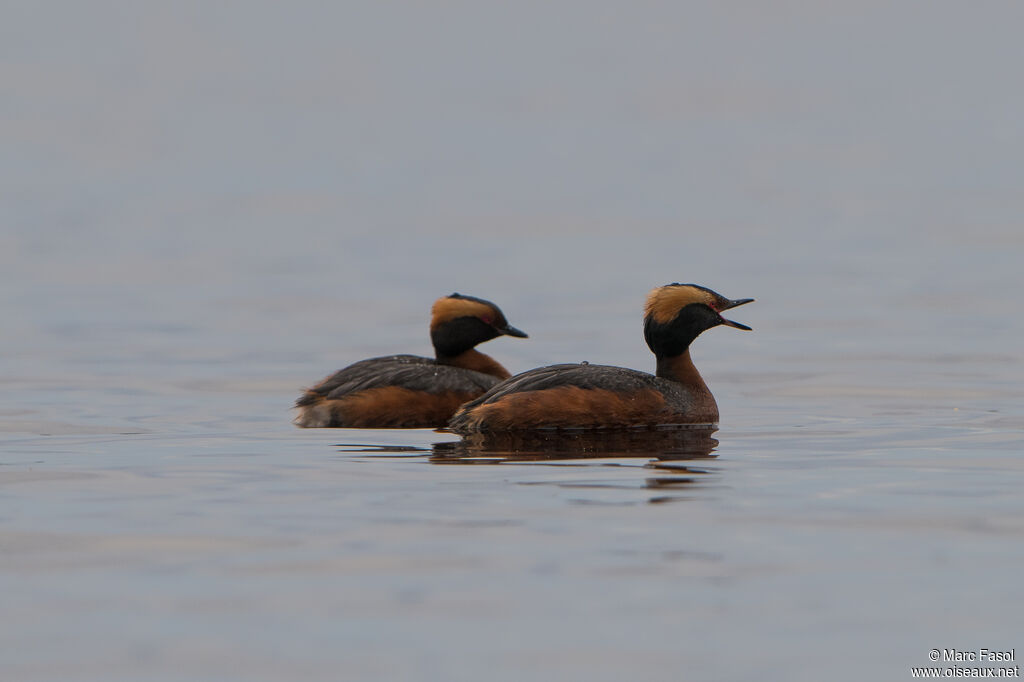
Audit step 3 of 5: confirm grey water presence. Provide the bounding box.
[3,3,1023,681]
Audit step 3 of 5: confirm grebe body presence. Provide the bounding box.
[295,294,526,428]
[448,284,751,433]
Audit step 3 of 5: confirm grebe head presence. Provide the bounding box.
[643,283,753,357]
[430,293,527,358]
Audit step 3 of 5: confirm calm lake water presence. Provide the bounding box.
[3,3,1023,681]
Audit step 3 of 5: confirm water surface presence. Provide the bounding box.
[3,2,1024,681]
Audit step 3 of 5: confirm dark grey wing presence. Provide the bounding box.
[298,355,499,405]
[458,363,661,409]
[309,355,429,398]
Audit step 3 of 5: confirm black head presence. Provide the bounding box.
[643,283,753,357]
[430,293,527,359]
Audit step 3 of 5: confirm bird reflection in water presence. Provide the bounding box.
[431,426,720,504]
[430,425,719,465]
[336,426,721,504]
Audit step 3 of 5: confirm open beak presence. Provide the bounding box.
[500,325,528,338]
[718,298,754,331]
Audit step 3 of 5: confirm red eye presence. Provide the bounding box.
[480,316,493,325]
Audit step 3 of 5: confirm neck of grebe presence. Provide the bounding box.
[437,348,511,379]
[656,349,709,392]
[655,349,719,423]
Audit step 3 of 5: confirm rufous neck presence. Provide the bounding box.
[437,348,511,379]
[656,349,708,390]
